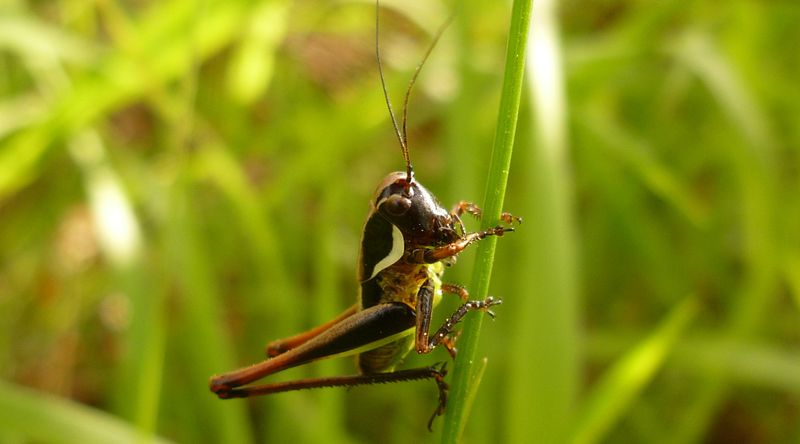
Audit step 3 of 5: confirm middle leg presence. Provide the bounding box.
[413,278,502,355]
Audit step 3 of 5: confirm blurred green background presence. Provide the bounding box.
[1,0,798,443]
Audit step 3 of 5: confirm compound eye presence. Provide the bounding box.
[382,194,412,216]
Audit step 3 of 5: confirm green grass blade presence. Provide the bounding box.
[504,0,581,441]
[588,333,800,394]
[440,1,533,442]
[163,180,255,444]
[68,132,165,433]
[0,0,251,200]
[569,298,699,444]
[0,379,174,444]
[665,31,779,444]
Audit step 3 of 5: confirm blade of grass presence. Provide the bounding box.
[163,179,255,444]
[445,0,496,204]
[677,338,800,392]
[665,31,779,444]
[68,131,166,434]
[591,332,800,393]
[226,1,290,105]
[0,379,174,444]
[0,0,252,200]
[569,297,699,444]
[440,1,533,442]
[578,107,707,228]
[505,0,581,441]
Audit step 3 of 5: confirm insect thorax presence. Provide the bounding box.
[362,261,444,309]
[356,261,445,374]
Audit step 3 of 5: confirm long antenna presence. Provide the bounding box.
[401,15,453,151]
[376,1,452,186]
[375,0,412,183]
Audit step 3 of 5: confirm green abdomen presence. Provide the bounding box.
[356,261,444,373]
[357,335,415,374]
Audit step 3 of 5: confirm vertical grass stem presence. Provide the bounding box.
[440,1,534,442]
